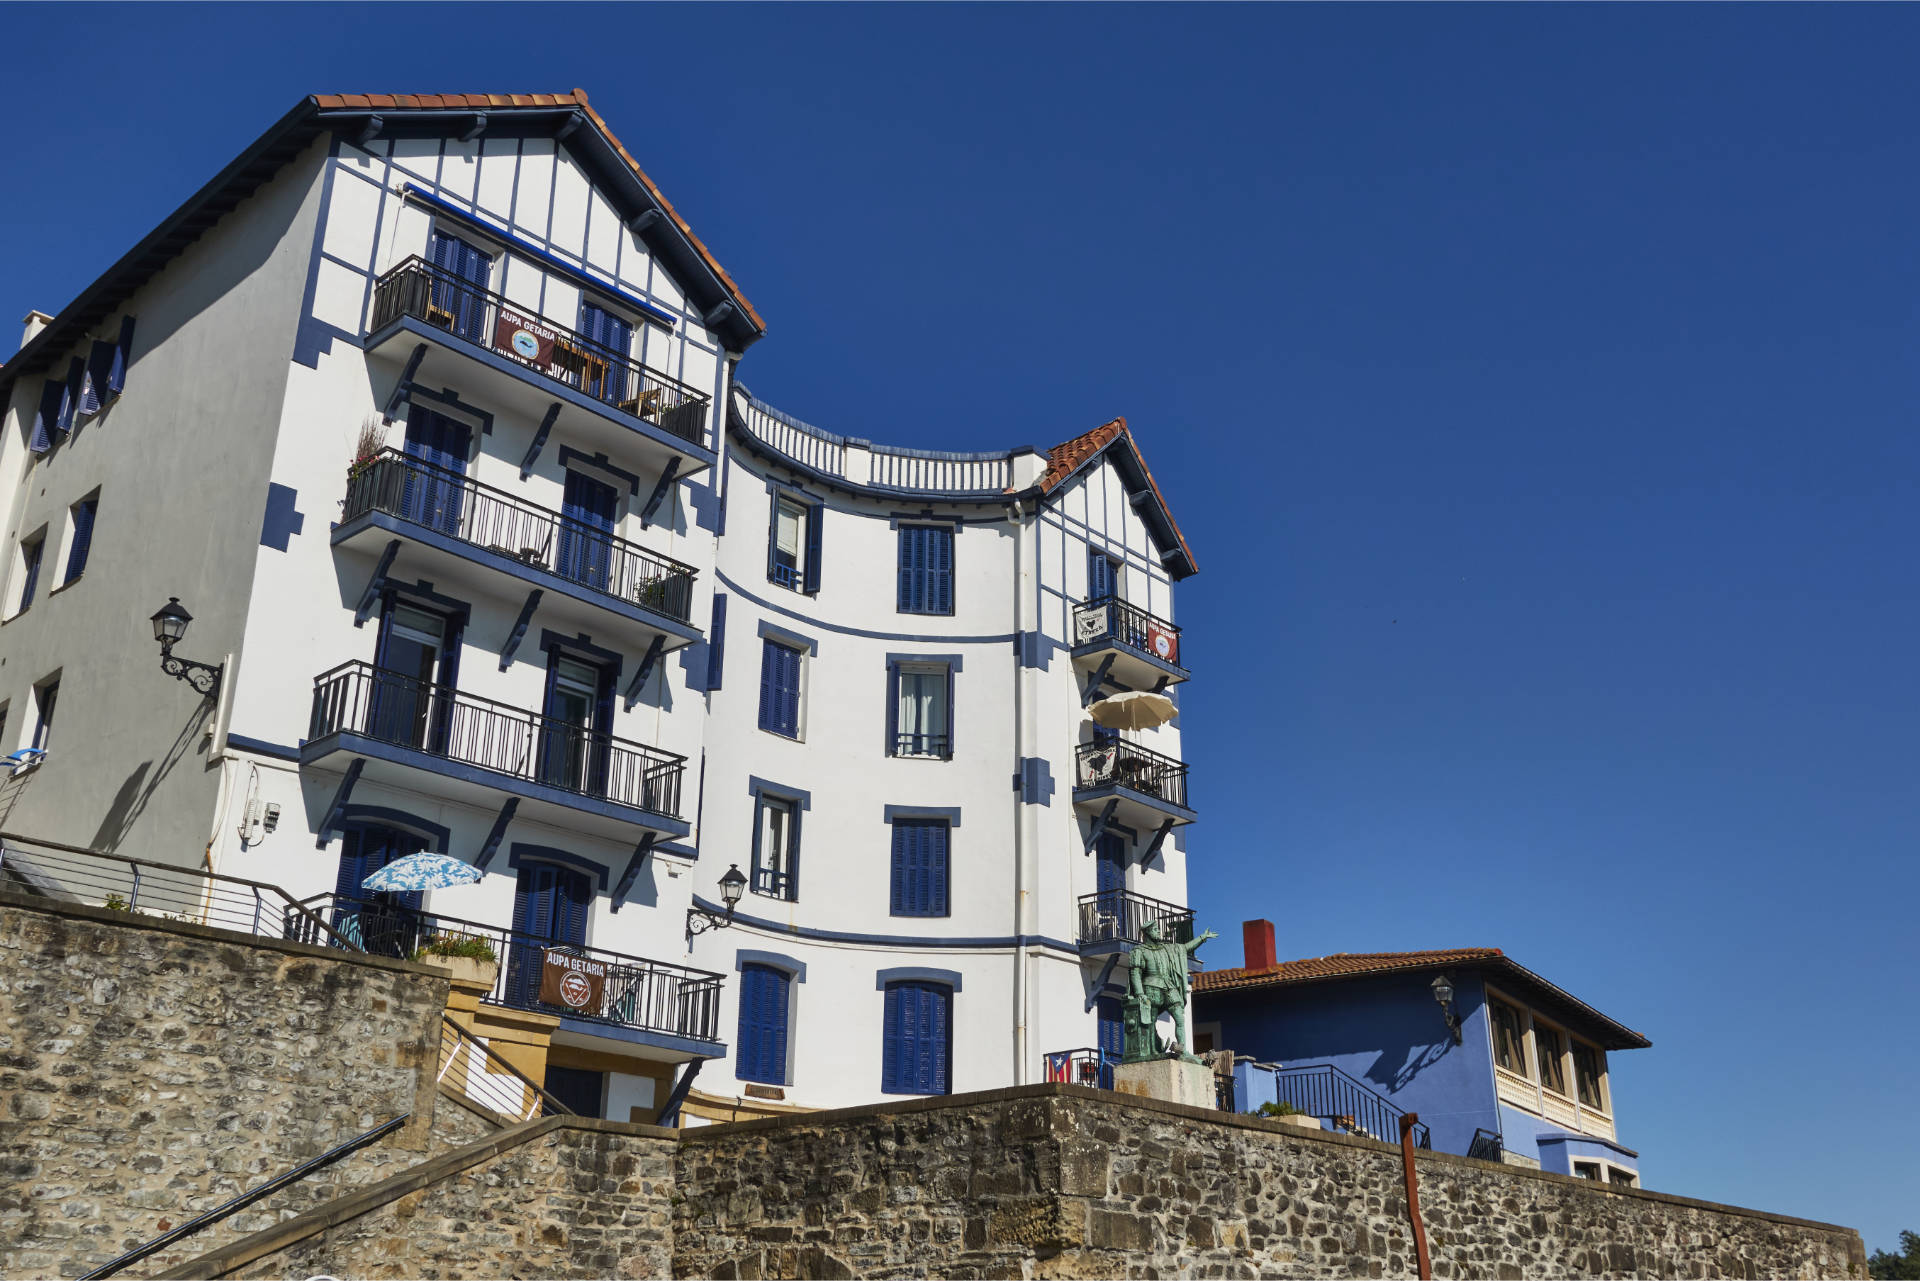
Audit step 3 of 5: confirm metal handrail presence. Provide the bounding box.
[1072,595,1185,668]
[292,892,726,1043]
[1074,738,1191,809]
[1269,1063,1432,1149]
[1075,889,1195,946]
[438,1014,577,1120]
[345,449,697,622]
[308,661,688,818]
[370,257,712,446]
[77,1114,412,1280]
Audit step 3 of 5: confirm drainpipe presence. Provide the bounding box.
[1400,1113,1433,1280]
[1007,496,1030,1084]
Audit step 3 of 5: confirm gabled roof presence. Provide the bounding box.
[2,90,762,398]
[1030,417,1198,579]
[1194,947,1650,1051]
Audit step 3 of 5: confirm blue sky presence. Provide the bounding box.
[5,3,1916,1251]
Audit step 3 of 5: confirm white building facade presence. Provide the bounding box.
[0,92,1200,1122]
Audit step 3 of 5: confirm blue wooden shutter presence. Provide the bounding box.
[1097,833,1127,896]
[705,594,727,691]
[758,641,778,732]
[890,821,949,918]
[885,662,900,756]
[882,983,904,1092]
[883,981,950,1094]
[63,499,96,584]
[930,526,953,615]
[1096,996,1125,1062]
[802,502,824,593]
[737,963,790,1085]
[559,470,618,588]
[108,316,135,394]
[890,822,913,915]
[897,527,922,613]
[1088,550,1114,602]
[943,664,955,758]
[30,379,62,454]
[55,358,83,435]
[79,341,113,417]
[758,641,799,736]
[779,646,801,734]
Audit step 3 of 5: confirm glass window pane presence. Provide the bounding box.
[776,501,803,557]
[1536,1025,1566,1094]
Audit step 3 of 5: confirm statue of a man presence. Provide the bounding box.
[1123,920,1218,1063]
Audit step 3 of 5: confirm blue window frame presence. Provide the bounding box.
[30,379,63,454]
[1088,549,1119,603]
[538,649,615,796]
[889,819,950,918]
[887,661,952,759]
[399,409,471,537]
[55,358,83,437]
[704,594,728,691]
[881,980,951,1095]
[31,680,58,752]
[757,639,802,738]
[63,496,97,585]
[557,470,619,591]
[15,534,45,613]
[751,791,801,901]
[507,861,593,1009]
[736,962,793,1085]
[578,303,634,405]
[896,525,954,615]
[767,494,823,594]
[331,823,428,957]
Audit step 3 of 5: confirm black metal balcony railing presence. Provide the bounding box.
[370,257,712,447]
[1072,596,1185,669]
[308,661,686,819]
[285,894,724,1043]
[1269,1064,1431,1148]
[1075,738,1190,810]
[750,864,795,901]
[892,731,951,760]
[344,449,697,622]
[1044,1047,1116,1091]
[1076,889,1195,947]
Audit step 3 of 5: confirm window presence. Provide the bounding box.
[1573,1161,1602,1182]
[767,494,822,593]
[1573,1041,1606,1110]
[13,531,46,614]
[557,470,620,592]
[757,640,803,738]
[737,963,793,1085]
[426,230,493,343]
[889,819,950,917]
[1534,1023,1568,1096]
[539,654,613,795]
[1607,1168,1636,1188]
[63,496,98,585]
[897,525,954,615]
[32,679,59,752]
[752,794,800,900]
[331,823,428,957]
[1490,998,1528,1075]
[705,595,727,691]
[1087,549,1121,603]
[578,303,634,405]
[508,861,593,1009]
[889,663,951,759]
[881,980,951,1095]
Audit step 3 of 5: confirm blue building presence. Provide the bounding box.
[1193,920,1649,1185]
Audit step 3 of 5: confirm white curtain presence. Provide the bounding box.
[898,669,947,743]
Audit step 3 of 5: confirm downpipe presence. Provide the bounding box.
[1400,1113,1434,1279]
[1008,497,1031,1085]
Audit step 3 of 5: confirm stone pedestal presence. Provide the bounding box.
[1112,1057,1215,1109]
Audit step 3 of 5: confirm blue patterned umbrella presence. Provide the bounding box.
[361,852,481,893]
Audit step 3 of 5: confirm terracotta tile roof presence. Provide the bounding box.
[1029,417,1198,576]
[311,90,763,333]
[1193,948,1505,993]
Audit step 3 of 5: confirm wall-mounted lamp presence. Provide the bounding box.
[685,864,748,944]
[150,598,224,698]
[1431,972,1462,1045]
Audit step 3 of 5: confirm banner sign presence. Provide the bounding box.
[1146,622,1179,666]
[538,949,607,1014]
[495,308,562,369]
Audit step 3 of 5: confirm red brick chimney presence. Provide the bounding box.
[1243,919,1277,970]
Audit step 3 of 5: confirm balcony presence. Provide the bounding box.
[286,895,725,1058]
[1072,596,1187,690]
[1076,889,1195,953]
[302,661,690,842]
[1074,738,1195,831]
[365,257,715,471]
[333,449,701,651]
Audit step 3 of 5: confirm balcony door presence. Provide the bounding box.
[370,603,459,752]
[538,654,613,795]
[1095,995,1124,1086]
[1090,832,1128,942]
[507,861,593,1011]
[332,823,428,958]
[399,409,470,537]
[427,230,493,343]
[578,303,633,405]
[557,471,618,591]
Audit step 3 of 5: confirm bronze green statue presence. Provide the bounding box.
[1122,920,1218,1063]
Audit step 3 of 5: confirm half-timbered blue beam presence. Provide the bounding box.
[499,589,542,671]
[473,799,518,872]
[1140,818,1175,866]
[353,540,402,626]
[315,758,365,848]
[656,1058,701,1127]
[1081,654,1116,707]
[1084,953,1122,1012]
[610,833,656,914]
[383,344,428,418]
[623,635,666,710]
[519,402,561,479]
[639,458,680,530]
[1082,798,1119,855]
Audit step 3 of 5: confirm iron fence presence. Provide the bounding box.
[1269,1063,1431,1148]
[344,449,697,621]
[1075,889,1195,946]
[1043,1047,1116,1091]
[1074,738,1190,810]
[308,661,687,818]
[370,257,711,446]
[1071,596,1185,670]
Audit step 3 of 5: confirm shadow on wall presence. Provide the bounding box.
[87,700,213,853]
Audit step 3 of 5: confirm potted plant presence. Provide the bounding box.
[346,416,391,486]
[412,933,499,991]
[1257,1101,1323,1132]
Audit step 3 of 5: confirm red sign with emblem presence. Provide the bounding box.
[494,307,562,369]
[1147,622,1179,666]
[538,950,607,1015]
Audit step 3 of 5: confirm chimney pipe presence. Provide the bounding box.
[1243,919,1277,970]
[20,310,53,353]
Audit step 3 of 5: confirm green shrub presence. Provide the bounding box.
[1257,1101,1307,1118]
[411,933,497,963]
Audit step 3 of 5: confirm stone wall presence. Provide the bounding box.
[165,1118,677,1281]
[671,1087,1866,1280]
[0,891,448,1280]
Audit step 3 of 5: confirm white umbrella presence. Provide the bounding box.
[1088,690,1177,731]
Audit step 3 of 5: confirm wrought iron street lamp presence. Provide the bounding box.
[149,597,224,698]
[685,863,748,943]
[1431,972,1462,1045]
